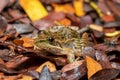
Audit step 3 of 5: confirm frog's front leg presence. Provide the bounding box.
[67,53,75,63]
[63,48,75,63]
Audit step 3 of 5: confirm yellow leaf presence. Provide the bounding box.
[89,24,103,32]
[86,56,102,79]
[19,75,33,80]
[36,61,56,72]
[19,0,48,21]
[52,3,75,14]
[73,0,85,17]
[90,2,103,18]
[105,31,120,37]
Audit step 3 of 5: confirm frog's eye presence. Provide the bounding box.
[48,37,54,42]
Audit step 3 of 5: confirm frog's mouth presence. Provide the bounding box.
[34,41,67,55]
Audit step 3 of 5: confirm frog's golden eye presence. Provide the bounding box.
[48,37,54,42]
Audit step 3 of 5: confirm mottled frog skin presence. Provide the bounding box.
[34,26,88,63]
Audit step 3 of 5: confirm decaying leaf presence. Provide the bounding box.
[89,68,120,80]
[86,56,102,79]
[36,61,56,72]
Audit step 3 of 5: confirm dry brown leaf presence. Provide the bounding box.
[86,56,102,79]
[36,61,56,72]
[0,58,4,64]
[20,37,34,48]
[61,60,85,73]
[52,3,75,14]
[0,74,22,80]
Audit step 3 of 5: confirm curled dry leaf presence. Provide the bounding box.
[86,56,102,79]
[97,0,111,15]
[61,60,87,80]
[82,47,96,59]
[89,68,120,80]
[32,12,65,30]
[0,0,9,13]
[36,61,56,72]
[53,57,67,66]
[0,64,20,75]
[66,13,81,27]
[95,51,112,68]
[5,55,29,69]
[0,15,7,36]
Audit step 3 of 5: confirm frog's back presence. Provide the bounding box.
[38,26,80,40]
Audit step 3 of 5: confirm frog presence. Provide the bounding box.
[34,26,88,63]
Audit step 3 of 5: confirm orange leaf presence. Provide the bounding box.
[73,0,85,17]
[86,56,102,79]
[13,39,24,46]
[58,18,71,26]
[20,37,34,48]
[52,3,75,14]
[36,61,56,72]
[102,14,115,22]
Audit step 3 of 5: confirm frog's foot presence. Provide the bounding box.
[75,57,80,61]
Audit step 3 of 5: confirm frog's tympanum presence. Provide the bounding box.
[34,26,88,63]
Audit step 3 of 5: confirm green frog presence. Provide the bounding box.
[34,26,88,63]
